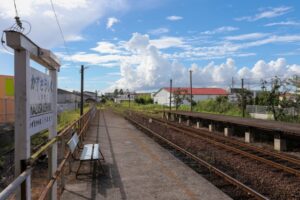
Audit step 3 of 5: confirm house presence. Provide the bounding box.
[84,91,99,102]
[153,87,228,106]
[0,75,14,123]
[114,92,136,103]
[228,88,265,102]
[72,91,99,103]
[58,89,80,104]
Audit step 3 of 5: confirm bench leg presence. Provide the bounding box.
[97,159,105,174]
[68,159,73,174]
[76,160,83,178]
[99,149,105,162]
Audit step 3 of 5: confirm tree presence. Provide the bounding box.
[173,89,187,110]
[113,89,119,97]
[186,94,196,106]
[100,95,107,103]
[261,76,295,121]
[236,88,254,111]
[255,91,270,106]
[119,89,124,95]
[135,94,154,105]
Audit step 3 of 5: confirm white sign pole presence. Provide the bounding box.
[6,31,61,200]
[48,69,57,200]
[14,49,31,200]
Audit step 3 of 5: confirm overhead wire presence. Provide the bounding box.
[49,0,72,58]
[13,0,19,17]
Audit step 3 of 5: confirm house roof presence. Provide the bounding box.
[163,87,228,95]
[58,88,73,94]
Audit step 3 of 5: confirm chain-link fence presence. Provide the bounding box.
[57,102,78,114]
[0,99,79,124]
[246,105,298,116]
[0,98,14,124]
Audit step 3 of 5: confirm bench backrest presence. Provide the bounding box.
[68,132,79,154]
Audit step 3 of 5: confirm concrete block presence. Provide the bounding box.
[274,138,287,151]
[245,132,254,143]
[170,114,174,121]
[209,124,214,132]
[179,117,182,124]
[224,128,232,137]
[186,120,190,126]
[196,122,200,129]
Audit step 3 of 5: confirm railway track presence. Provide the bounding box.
[138,112,300,177]
[125,112,269,200]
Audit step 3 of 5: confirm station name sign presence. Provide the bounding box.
[28,67,54,136]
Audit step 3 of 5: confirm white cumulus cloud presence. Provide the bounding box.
[106,17,120,30]
[109,33,300,91]
[0,0,128,48]
[59,32,300,91]
[91,41,121,54]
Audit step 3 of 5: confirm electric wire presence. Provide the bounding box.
[49,0,71,58]
[13,0,19,17]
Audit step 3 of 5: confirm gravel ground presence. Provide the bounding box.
[130,114,300,200]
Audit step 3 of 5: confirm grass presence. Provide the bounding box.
[31,106,90,148]
[0,106,92,172]
[107,99,246,117]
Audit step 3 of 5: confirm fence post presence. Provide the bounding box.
[60,136,65,191]
[20,160,27,200]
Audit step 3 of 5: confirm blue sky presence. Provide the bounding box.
[1,0,300,93]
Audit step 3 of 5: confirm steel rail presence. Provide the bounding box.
[135,112,300,171]
[166,119,300,165]
[125,115,269,200]
[148,116,300,177]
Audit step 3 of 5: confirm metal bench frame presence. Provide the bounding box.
[68,132,105,177]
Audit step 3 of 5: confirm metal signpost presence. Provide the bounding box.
[5,31,60,200]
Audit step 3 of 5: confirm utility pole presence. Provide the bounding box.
[80,65,84,116]
[127,90,131,109]
[169,79,172,110]
[241,78,245,118]
[189,70,193,112]
[95,90,98,103]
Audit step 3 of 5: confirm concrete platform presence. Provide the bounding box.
[61,109,231,200]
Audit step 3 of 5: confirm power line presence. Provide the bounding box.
[13,0,19,17]
[49,0,71,58]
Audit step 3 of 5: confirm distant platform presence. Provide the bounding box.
[165,110,300,137]
[61,109,231,200]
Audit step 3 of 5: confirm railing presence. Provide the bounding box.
[0,105,97,200]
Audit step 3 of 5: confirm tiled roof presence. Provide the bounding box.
[163,87,228,95]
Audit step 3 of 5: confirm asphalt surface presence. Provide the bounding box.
[61,109,231,200]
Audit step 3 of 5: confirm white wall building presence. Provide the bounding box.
[114,93,136,103]
[153,87,228,106]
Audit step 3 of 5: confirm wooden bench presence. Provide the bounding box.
[68,132,105,177]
